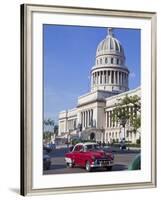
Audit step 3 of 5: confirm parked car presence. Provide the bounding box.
[48,143,56,150]
[65,142,114,172]
[43,144,51,153]
[43,143,56,153]
[43,150,51,170]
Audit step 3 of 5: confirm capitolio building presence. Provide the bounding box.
[58,28,140,144]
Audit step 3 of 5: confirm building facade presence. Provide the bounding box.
[58,28,141,144]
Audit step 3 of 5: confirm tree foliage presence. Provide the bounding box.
[43,118,58,141]
[112,94,141,133]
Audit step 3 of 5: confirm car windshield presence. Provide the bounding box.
[84,144,101,151]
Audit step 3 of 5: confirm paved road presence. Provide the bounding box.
[43,147,140,175]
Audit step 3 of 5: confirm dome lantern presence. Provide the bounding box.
[107,27,113,37]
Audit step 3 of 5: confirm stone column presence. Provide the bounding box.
[100,71,102,84]
[114,71,116,84]
[83,112,85,128]
[115,71,117,85]
[121,72,123,85]
[109,71,112,84]
[118,71,120,85]
[91,109,93,126]
[98,71,100,84]
[80,112,82,126]
[106,71,108,84]
[111,111,113,127]
[95,72,98,85]
[124,73,126,87]
[89,110,90,127]
[86,111,88,128]
[122,73,125,86]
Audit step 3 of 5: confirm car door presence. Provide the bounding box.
[78,146,86,167]
[72,145,81,165]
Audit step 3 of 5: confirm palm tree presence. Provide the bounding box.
[43,118,55,142]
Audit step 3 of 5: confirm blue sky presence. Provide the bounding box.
[43,25,140,123]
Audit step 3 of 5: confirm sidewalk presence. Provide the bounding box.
[128,147,141,151]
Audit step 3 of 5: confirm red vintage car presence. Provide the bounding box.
[65,142,114,172]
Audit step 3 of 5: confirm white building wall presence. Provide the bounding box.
[96,103,106,129]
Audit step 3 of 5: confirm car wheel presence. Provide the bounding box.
[106,166,112,171]
[85,161,91,172]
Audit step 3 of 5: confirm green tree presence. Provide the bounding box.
[43,118,55,142]
[112,94,141,134]
[54,125,59,136]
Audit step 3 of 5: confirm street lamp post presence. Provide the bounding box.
[77,123,82,139]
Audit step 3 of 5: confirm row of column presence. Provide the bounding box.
[106,110,118,128]
[105,131,137,143]
[91,70,128,86]
[105,132,120,141]
[96,57,123,66]
[106,106,136,128]
[81,109,93,128]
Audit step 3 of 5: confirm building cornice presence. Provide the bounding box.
[77,99,105,108]
[91,65,129,73]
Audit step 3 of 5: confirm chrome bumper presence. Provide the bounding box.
[91,160,114,168]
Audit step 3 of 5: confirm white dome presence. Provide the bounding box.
[96,28,124,57]
[91,28,129,94]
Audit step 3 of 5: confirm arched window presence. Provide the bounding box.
[105,57,108,64]
[111,57,113,64]
[100,58,102,64]
[117,58,119,65]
